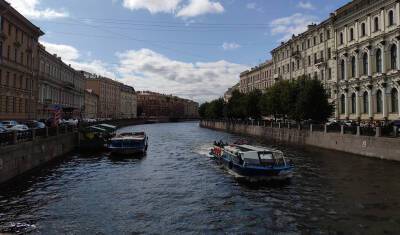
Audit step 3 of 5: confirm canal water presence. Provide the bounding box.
[1,122,400,234]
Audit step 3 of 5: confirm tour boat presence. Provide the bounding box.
[78,124,117,150]
[108,132,148,155]
[210,143,294,181]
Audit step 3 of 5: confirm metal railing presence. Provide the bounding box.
[0,126,77,147]
[201,119,399,138]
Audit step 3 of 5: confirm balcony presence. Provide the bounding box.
[315,58,326,68]
[63,81,75,90]
[291,51,301,58]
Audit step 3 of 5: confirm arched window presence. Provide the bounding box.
[351,56,356,77]
[363,91,369,114]
[351,93,356,114]
[350,28,354,41]
[341,94,346,114]
[363,52,369,75]
[389,10,395,26]
[391,44,397,70]
[392,88,399,113]
[341,59,346,80]
[361,23,366,36]
[340,32,344,44]
[376,49,382,73]
[374,17,379,32]
[376,90,383,113]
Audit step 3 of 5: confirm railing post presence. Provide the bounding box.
[310,124,313,133]
[324,125,328,133]
[375,127,381,137]
[32,129,36,141]
[298,124,301,130]
[340,125,344,135]
[12,131,18,144]
[357,126,361,136]
[278,123,281,129]
[45,127,49,137]
[393,126,398,137]
[288,123,291,129]
[270,122,273,128]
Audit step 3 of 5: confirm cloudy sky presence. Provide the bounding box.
[11,0,348,102]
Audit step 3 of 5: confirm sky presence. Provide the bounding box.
[10,0,349,103]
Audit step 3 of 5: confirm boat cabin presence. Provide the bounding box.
[223,145,287,167]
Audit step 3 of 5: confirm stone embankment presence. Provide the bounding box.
[200,120,400,161]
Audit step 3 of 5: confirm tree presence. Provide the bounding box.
[245,89,262,119]
[225,90,247,119]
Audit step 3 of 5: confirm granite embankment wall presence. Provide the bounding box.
[0,132,77,184]
[200,120,400,161]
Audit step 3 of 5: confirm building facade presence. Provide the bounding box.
[84,89,98,119]
[83,72,122,119]
[333,0,400,122]
[120,84,137,119]
[37,45,85,119]
[223,83,240,102]
[137,91,198,118]
[239,60,274,94]
[0,0,43,120]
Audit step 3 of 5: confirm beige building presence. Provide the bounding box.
[239,60,274,94]
[0,0,43,120]
[223,83,240,102]
[120,84,137,119]
[333,0,400,122]
[83,72,122,119]
[84,89,98,119]
[271,20,336,96]
[37,45,85,119]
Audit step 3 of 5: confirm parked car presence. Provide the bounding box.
[61,119,79,126]
[24,120,46,129]
[0,126,9,133]
[388,120,400,132]
[7,124,29,131]
[1,120,19,128]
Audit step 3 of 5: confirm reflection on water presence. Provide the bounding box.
[1,121,400,234]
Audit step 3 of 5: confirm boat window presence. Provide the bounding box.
[111,140,123,147]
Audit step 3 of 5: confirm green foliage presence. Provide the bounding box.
[199,77,333,122]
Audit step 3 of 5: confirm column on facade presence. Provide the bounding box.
[397,2,400,26]
[334,92,339,119]
[355,91,361,119]
[344,58,348,80]
[355,54,359,78]
[398,87,400,117]
[345,91,349,118]
[368,50,373,77]
[355,21,359,43]
[344,26,348,45]
[381,46,386,74]
[397,40,400,70]
[381,9,385,32]
[383,87,388,119]
[368,90,373,118]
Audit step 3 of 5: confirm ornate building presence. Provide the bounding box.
[120,84,137,119]
[333,0,400,121]
[84,89,98,119]
[37,45,85,119]
[0,0,43,120]
[239,60,274,94]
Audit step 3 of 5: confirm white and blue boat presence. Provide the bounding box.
[108,132,148,156]
[211,144,294,181]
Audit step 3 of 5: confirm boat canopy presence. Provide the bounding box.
[96,124,117,132]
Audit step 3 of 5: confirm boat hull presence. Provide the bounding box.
[220,156,293,181]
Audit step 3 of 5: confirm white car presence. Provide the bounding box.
[7,124,29,131]
[61,119,79,126]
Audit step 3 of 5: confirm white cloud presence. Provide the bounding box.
[40,41,115,78]
[270,13,318,41]
[222,42,241,51]
[177,0,224,18]
[116,49,246,102]
[121,0,224,18]
[297,1,315,10]
[246,2,256,9]
[122,0,182,14]
[10,0,68,20]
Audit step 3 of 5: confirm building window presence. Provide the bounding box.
[361,23,366,36]
[376,90,383,113]
[389,10,395,26]
[328,67,332,80]
[376,49,382,73]
[341,59,346,80]
[308,56,311,66]
[340,32,344,44]
[327,29,331,39]
[351,93,356,114]
[374,17,379,32]
[314,53,317,64]
[328,48,331,59]
[363,52,368,75]
[320,51,324,61]
[392,88,399,113]
[340,94,346,114]
[363,91,369,114]
[351,56,356,78]
[391,44,397,70]
[350,28,354,41]
[313,36,317,45]
[307,39,310,48]
[320,33,323,43]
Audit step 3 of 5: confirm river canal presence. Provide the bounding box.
[1,121,400,234]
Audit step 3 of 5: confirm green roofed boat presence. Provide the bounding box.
[78,123,117,150]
